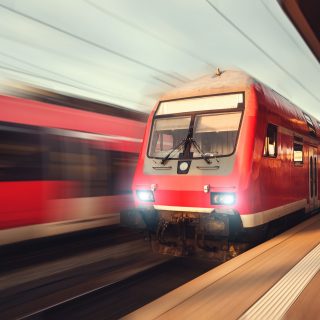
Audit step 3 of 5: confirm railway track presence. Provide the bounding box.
[0,226,143,273]
[0,237,171,319]
[20,258,217,320]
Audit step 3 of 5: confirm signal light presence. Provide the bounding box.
[211,192,236,205]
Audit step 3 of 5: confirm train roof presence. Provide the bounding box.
[1,83,148,122]
[158,69,320,139]
[160,70,255,101]
[0,94,146,140]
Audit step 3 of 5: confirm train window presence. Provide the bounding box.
[47,134,90,197]
[48,135,87,181]
[303,113,316,136]
[293,142,303,165]
[191,112,241,156]
[149,116,191,158]
[47,134,65,180]
[263,124,277,157]
[85,148,139,196]
[63,138,90,182]
[0,123,43,181]
[156,93,244,115]
[47,130,139,197]
[87,149,138,196]
[87,146,110,197]
[109,151,138,195]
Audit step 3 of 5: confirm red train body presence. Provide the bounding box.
[0,95,145,245]
[130,70,320,255]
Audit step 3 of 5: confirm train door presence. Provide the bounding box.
[308,147,318,211]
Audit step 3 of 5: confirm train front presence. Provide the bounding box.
[130,72,256,257]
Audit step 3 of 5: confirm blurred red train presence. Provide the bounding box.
[0,95,145,245]
[129,70,320,256]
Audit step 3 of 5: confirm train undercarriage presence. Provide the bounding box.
[122,207,255,260]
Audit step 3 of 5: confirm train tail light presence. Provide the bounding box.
[136,190,154,202]
[211,192,236,205]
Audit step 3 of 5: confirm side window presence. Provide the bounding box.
[0,123,42,181]
[87,145,110,197]
[303,113,316,136]
[47,133,89,198]
[110,151,139,195]
[263,124,277,157]
[64,138,88,182]
[46,131,139,197]
[47,134,66,180]
[48,134,87,182]
[293,138,303,165]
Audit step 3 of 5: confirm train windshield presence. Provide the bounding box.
[148,111,242,159]
[190,112,242,157]
[148,93,243,160]
[149,116,191,158]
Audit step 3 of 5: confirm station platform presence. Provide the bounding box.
[125,213,320,320]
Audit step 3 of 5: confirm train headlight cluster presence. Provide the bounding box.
[136,190,154,202]
[211,192,236,205]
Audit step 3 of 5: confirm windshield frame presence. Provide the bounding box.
[147,92,245,161]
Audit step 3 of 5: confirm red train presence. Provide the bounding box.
[129,70,320,256]
[0,95,145,245]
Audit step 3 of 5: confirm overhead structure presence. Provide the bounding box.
[281,0,320,62]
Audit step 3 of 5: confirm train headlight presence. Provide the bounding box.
[211,192,236,205]
[136,190,154,202]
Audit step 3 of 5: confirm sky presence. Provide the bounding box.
[0,0,319,117]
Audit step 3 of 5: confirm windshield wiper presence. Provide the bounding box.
[161,136,219,166]
[208,151,220,163]
[189,138,212,164]
[160,138,186,165]
[190,139,221,164]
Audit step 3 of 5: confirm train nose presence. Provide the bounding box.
[150,186,212,208]
[134,181,237,209]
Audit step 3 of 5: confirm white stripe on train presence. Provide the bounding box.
[154,199,308,228]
